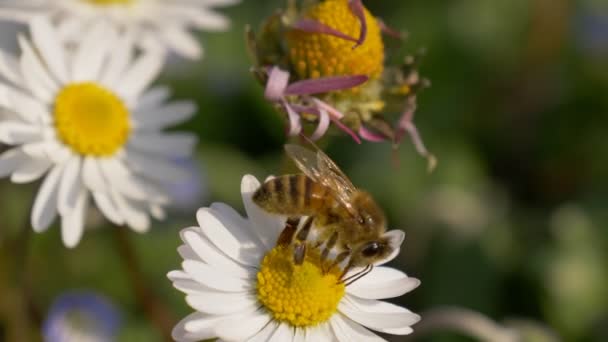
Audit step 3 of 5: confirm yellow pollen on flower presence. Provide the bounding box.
[256,244,345,327]
[83,0,134,5]
[287,0,384,80]
[54,82,131,157]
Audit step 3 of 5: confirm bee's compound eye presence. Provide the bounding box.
[361,242,381,257]
[357,216,365,225]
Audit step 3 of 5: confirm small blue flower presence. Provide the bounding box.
[43,291,121,342]
[169,157,207,213]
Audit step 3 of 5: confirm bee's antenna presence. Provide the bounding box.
[341,264,374,286]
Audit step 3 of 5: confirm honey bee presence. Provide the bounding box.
[253,144,403,281]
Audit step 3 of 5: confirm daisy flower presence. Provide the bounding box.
[248,0,435,170]
[168,175,420,341]
[0,18,197,247]
[0,0,240,59]
[43,291,121,342]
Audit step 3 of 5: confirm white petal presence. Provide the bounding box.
[61,189,88,248]
[196,207,263,267]
[305,323,334,342]
[267,322,296,342]
[0,50,22,85]
[57,157,82,216]
[11,157,52,183]
[172,312,219,342]
[100,158,166,202]
[185,291,258,315]
[136,86,171,111]
[133,101,196,130]
[160,27,202,60]
[92,191,125,225]
[214,308,271,342]
[0,85,50,123]
[339,296,420,333]
[111,191,150,233]
[346,267,420,300]
[17,39,54,103]
[294,327,306,342]
[115,51,163,100]
[31,164,63,232]
[181,228,255,278]
[0,120,41,144]
[71,22,116,82]
[0,148,27,177]
[82,157,106,192]
[330,315,386,342]
[190,8,232,31]
[241,175,285,250]
[247,320,279,342]
[182,259,252,293]
[123,149,191,181]
[30,17,68,83]
[100,30,134,87]
[128,132,196,158]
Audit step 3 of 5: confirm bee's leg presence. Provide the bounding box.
[293,217,314,265]
[276,217,300,246]
[324,250,350,274]
[295,216,314,242]
[320,232,339,262]
[343,265,374,286]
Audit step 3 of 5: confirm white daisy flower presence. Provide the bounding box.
[0,18,197,247]
[0,0,240,59]
[168,175,421,342]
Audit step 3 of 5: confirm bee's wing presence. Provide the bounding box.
[285,144,357,211]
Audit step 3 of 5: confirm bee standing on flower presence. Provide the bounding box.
[254,144,404,283]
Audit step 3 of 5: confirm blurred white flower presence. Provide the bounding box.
[43,291,121,342]
[168,175,420,341]
[0,18,197,247]
[0,0,240,59]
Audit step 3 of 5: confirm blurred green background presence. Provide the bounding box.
[1,0,607,341]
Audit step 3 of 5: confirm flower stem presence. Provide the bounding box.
[112,227,175,341]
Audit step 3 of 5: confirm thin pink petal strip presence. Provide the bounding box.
[312,98,344,120]
[285,75,368,96]
[378,18,405,40]
[348,0,367,48]
[282,101,302,136]
[359,126,387,142]
[396,102,437,171]
[313,98,361,144]
[264,67,290,102]
[310,106,331,141]
[292,19,358,43]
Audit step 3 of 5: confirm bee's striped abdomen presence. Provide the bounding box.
[252,174,332,216]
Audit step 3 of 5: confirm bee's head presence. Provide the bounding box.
[351,230,405,267]
[352,191,386,230]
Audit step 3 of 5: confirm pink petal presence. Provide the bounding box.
[396,101,436,171]
[310,106,331,141]
[264,67,290,101]
[285,75,368,96]
[359,126,388,142]
[378,19,406,40]
[312,98,361,144]
[292,19,357,43]
[348,0,367,48]
[282,101,302,136]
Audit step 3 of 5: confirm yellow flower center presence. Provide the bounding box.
[82,0,134,5]
[54,82,131,157]
[287,0,384,80]
[256,244,345,327]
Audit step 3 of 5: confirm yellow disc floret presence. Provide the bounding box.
[54,82,131,156]
[287,0,384,80]
[83,0,134,5]
[257,244,345,327]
